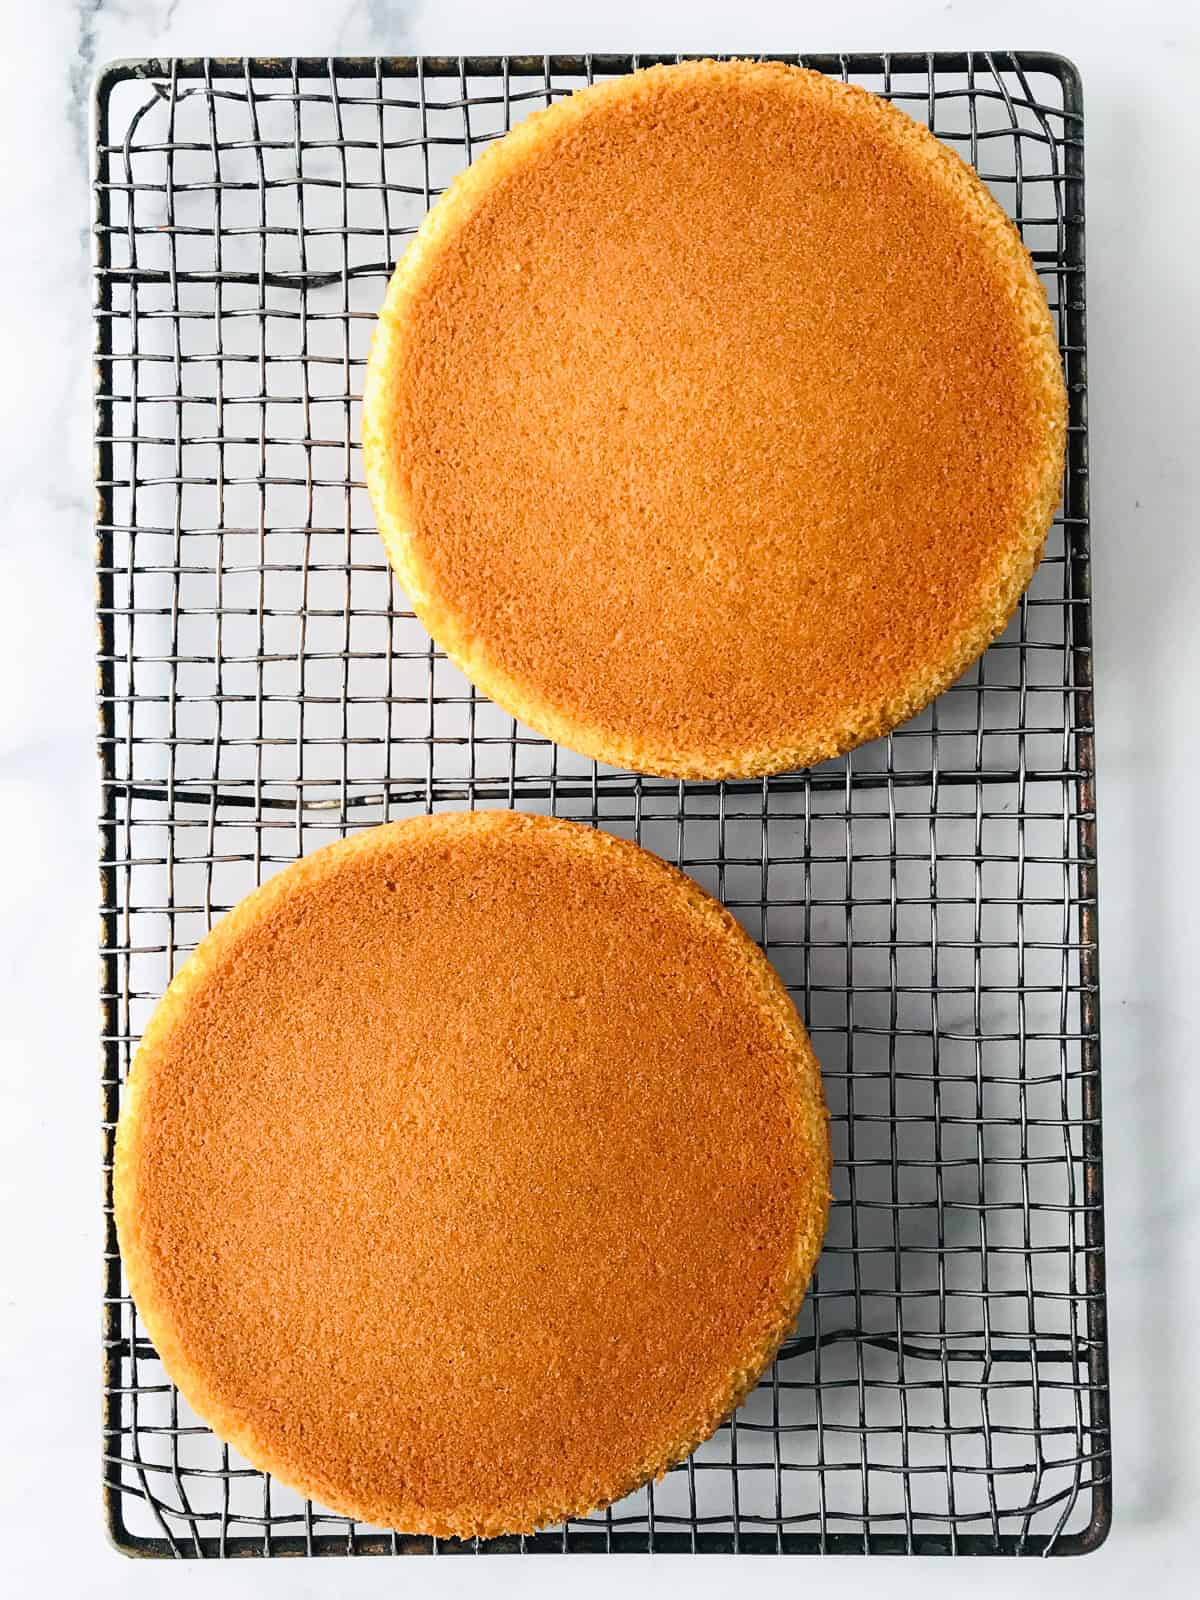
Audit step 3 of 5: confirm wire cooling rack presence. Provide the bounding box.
[93,52,1106,1558]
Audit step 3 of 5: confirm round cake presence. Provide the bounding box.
[114,811,830,1538]
[362,59,1066,779]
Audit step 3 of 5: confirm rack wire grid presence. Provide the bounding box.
[93,51,1107,1559]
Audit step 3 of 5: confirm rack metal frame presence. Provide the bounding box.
[94,52,1107,1558]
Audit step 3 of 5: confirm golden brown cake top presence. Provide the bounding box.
[363,59,1066,778]
[114,811,830,1537]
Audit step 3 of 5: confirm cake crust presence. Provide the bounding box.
[362,59,1067,778]
[114,811,831,1537]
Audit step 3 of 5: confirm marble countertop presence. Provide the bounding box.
[2,0,1197,1595]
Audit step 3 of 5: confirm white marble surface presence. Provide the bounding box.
[2,0,1198,1593]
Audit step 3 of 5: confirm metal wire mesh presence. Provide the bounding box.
[93,52,1107,1558]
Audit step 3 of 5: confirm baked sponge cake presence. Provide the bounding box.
[114,811,831,1538]
[362,59,1066,779]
